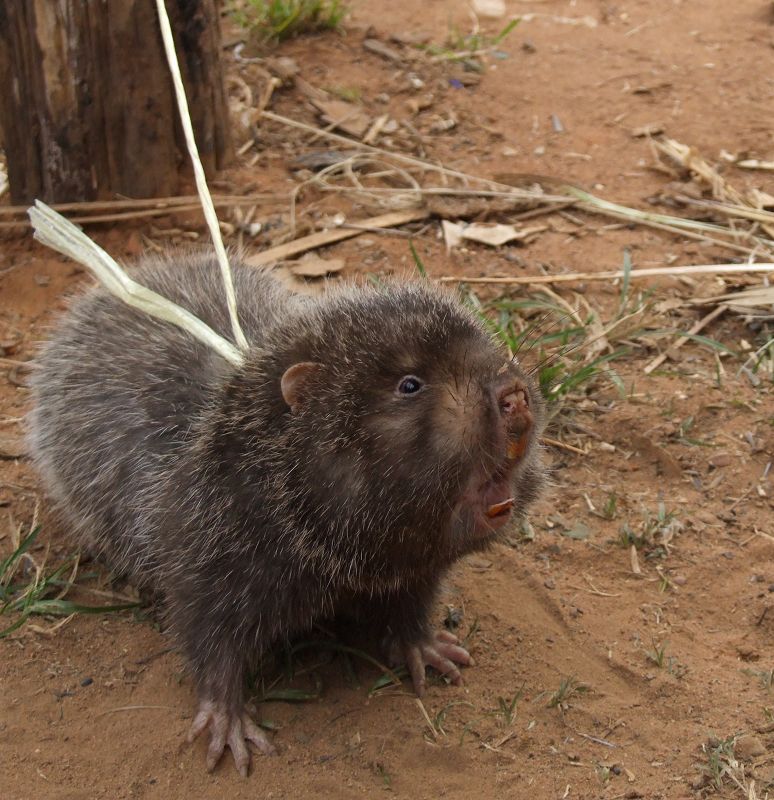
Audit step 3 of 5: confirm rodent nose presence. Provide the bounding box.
[493,377,533,449]
[499,385,528,416]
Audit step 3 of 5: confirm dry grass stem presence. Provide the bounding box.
[540,436,586,455]
[155,0,247,351]
[643,305,727,374]
[262,111,541,192]
[439,263,774,285]
[28,202,243,366]
[582,574,621,597]
[97,705,175,717]
[415,698,440,740]
[0,194,280,217]
[630,545,642,575]
[0,358,30,369]
[245,209,429,266]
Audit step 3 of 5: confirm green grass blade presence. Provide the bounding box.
[408,240,428,279]
[259,688,320,702]
[492,17,520,45]
[0,525,42,588]
[22,599,140,616]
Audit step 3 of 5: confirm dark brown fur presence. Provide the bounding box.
[28,253,545,769]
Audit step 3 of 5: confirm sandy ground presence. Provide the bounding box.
[1,1,773,798]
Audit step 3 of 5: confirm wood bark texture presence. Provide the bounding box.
[0,0,232,204]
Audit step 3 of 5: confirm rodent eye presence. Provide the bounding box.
[396,375,423,395]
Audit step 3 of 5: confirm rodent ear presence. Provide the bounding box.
[280,362,321,413]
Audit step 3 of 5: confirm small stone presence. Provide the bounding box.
[466,556,493,571]
[709,453,733,468]
[736,645,759,661]
[735,734,766,760]
[695,509,718,526]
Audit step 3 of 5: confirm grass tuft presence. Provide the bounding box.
[547,675,589,710]
[0,525,139,638]
[420,18,521,71]
[618,501,682,560]
[231,0,347,44]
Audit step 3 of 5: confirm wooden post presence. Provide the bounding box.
[0,0,232,204]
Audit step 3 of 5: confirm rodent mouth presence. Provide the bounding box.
[477,463,517,533]
[458,377,536,541]
[465,435,526,539]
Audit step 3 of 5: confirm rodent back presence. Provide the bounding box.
[27,254,299,580]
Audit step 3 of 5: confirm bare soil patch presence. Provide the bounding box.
[1,1,773,798]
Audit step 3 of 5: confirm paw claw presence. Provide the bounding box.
[188,698,274,775]
[395,630,473,696]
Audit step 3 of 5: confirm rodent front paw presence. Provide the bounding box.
[187,698,276,777]
[394,630,474,697]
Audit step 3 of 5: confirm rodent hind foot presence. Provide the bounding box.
[187,698,276,777]
[396,630,474,698]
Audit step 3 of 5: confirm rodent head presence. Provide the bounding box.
[233,282,544,575]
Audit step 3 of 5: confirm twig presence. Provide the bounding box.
[578,732,617,748]
[97,705,175,717]
[438,263,774,285]
[643,304,727,374]
[0,194,280,217]
[582,574,621,597]
[262,111,529,192]
[2,205,232,228]
[676,196,774,227]
[245,209,429,266]
[540,435,586,455]
[727,485,755,513]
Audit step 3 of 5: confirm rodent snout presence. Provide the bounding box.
[496,380,531,427]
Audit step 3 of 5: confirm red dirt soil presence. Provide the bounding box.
[1,1,773,798]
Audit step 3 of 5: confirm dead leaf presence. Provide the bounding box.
[264,56,300,81]
[288,255,345,278]
[406,94,434,115]
[0,434,26,460]
[311,98,371,138]
[363,38,403,64]
[442,220,546,248]
[442,220,464,250]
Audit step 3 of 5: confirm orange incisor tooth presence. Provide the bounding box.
[486,498,515,518]
[507,436,528,460]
